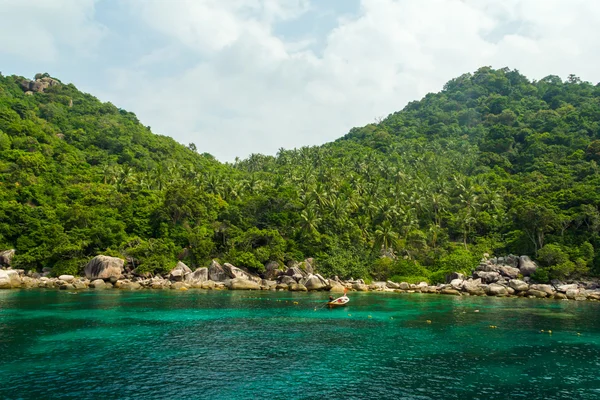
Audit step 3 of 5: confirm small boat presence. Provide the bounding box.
[327,295,350,308]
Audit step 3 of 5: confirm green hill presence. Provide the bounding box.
[1,67,599,282]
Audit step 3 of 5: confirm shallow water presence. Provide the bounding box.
[1,290,600,400]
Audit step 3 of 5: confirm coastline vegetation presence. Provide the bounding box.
[1,67,599,283]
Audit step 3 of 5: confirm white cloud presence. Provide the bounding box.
[5,0,600,161]
[0,0,106,62]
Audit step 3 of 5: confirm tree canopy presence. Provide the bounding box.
[1,67,599,282]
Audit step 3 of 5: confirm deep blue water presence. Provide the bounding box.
[1,290,600,399]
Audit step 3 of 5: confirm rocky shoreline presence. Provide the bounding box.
[1,253,599,302]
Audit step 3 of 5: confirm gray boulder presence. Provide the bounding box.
[229,278,260,290]
[353,283,369,291]
[58,275,75,282]
[475,271,500,284]
[0,249,15,266]
[85,255,124,280]
[186,267,208,283]
[264,261,282,279]
[289,283,308,292]
[168,262,192,281]
[498,266,520,279]
[89,279,107,289]
[303,274,327,291]
[486,283,508,296]
[386,281,400,289]
[279,275,296,285]
[446,272,465,282]
[208,260,228,282]
[399,282,410,290]
[518,256,538,276]
[509,279,529,292]
[556,284,578,293]
[223,263,260,282]
[328,280,346,292]
[450,279,464,290]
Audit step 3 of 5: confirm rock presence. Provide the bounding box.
[399,282,410,290]
[85,255,124,280]
[304,275,327,291]
[275,283,289,291]
[476,263,500,273]
[185,267,208,283]
[417,282,428,289]
[353,283,369,291]
[228,278,261,290]
[201,280,216,290]
[518,256,538,277]
[386,281,400,289]
[223,263,259,282]
[289,283,308,292]
[58,275,75,282]
[527,289,548,298]
[170,282,188,290]
[556,284,578,293]
[509,279,529,292]
[328,281,346,292]
[208,260,228,282]
[554,293,568,300]
[475,271,500,284]
[565,289,580,300]
[279,275,296,285]
[0,249,15,266]
[498,266,520,279]
[531,284,555,296]
[441,289,461,296]
[285,265,307,278]
[89,279,107,289]
[168,262,192,281]
[446,272,465,282]
[450,279,464,290]
[59,283,75,290]
[264,261,282,279]
[486,284,508,296]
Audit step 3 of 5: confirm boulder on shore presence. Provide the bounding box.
[486,283,508,296]
[289,283,308,292]
[509,279,529,292]
[186,267,208,283]
[223,263,260,282]
[85,255,124,280]
[303,274,327,291]
[229,278,260,290]
[518,256,538,276]
[208,260,228,282]
[169,262,192,281]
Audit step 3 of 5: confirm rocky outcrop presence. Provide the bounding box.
[208,260,228,282]
[289,283,308,292]
[518,256,538,276]
[169,262,192,281]
[303,274,327,291]
[186,267,208,283]
[223,263,260,282]
[264,261,282,279]
[228,278,260,290]
[0,249,15,266]
[84,256,124,280]
[20,76,61,93]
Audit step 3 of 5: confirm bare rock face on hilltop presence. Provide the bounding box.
[20,73,61,94]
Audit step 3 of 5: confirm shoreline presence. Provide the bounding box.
[1,273,599,303]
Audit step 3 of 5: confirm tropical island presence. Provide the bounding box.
[1,67,599,299]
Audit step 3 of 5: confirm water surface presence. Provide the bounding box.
[1,290,599,399]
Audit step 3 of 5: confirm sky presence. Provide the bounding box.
[2,0,600,162]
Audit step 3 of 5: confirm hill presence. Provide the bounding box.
[1,67,599,283]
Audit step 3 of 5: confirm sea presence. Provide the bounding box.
[1,290,599,399]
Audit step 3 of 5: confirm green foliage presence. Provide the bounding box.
[1,68,600,282]
[389,275,430,284]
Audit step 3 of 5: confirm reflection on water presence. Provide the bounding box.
[1,290,599,399]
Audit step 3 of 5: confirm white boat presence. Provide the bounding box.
[327,295,350,308]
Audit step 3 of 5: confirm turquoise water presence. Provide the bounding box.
[1,290,600,399]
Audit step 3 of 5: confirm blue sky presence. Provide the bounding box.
[2,0,600,161]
